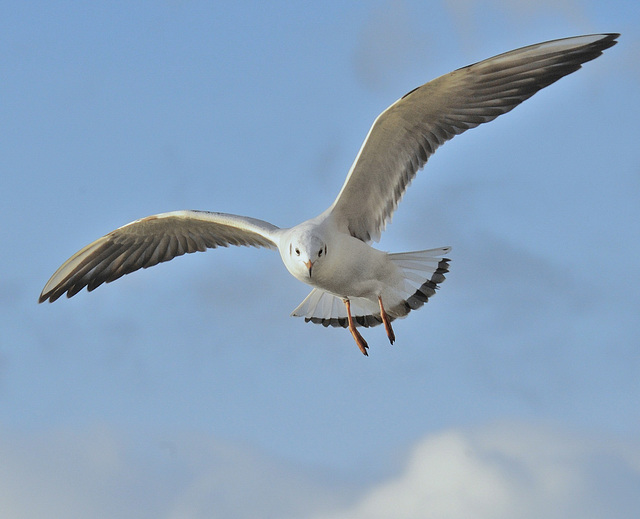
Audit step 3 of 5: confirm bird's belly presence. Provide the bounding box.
[309,249,400,300]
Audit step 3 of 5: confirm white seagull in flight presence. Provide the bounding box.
[40,33,618,355]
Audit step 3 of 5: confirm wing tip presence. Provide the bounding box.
[38,285,70,304]
[38,284,58,304]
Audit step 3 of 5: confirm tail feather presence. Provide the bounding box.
[291,247,451,328]
[389,248,450,316]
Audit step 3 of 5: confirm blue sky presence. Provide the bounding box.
[1,1,639,517]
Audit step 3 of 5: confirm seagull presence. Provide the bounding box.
[39,33,618,355]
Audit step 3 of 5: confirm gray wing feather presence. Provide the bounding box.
[39,210,280,302]
[329,33,619,242]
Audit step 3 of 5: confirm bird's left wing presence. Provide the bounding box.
[39,210,280,302]
[328,33,618,243]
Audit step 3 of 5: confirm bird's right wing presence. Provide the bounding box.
[328,33,619,243]
[39,210,280,302]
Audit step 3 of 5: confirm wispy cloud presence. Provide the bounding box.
[1,422,638,519]
[0,425,350,519]
[443,0,592,49]
[351,0,435,92]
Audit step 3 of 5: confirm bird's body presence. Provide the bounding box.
[39,34,618,354]
[280,215,392,298]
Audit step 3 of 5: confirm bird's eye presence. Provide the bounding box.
[295,248,300,256]
[318,248,323,257]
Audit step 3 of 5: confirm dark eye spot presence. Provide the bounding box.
[295,248,300,256]
[318,248,323,257]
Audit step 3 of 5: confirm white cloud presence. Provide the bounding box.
[311,422,640,519]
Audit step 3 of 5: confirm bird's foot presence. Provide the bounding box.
[378,296,395,345]
[344,298,369,356]
[350,326,369,356]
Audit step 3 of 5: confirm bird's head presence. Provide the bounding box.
[284,231,328,280]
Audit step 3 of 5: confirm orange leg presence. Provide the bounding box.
[344,299,369,356]
[378,296,395,345]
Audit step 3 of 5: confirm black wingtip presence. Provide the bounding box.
[599,33,620,49]
[38,291,56,304]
